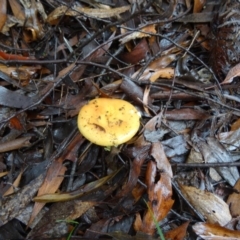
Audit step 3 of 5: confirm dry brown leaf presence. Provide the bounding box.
[197,137,239,186]
[179,184,232,226]
[131,54,177,81]
[0,136,32,152]
[0,171,8,178]
[0,173,45,227]
[0,64,40,82]
[0,0,7,31]
[28,133,83,226]
[132,183,146,203]
[28,200,95,238]
[134,142,174,235]
[231,118,240,131]
[8,0,25,21]
[193,0,206,13]
[22,0,46,42]
[120,24,156,44]
[143,85,151,116]
[193,222,240,240]
[164,221,190,240]
[149,67,175,82]
[227,179,240,217]
[76,5,130,18]
[3,170,23,196]
[28,160,67,227]
[221,62,240,85]
[47,5,130,24]
[218,128,240,151]
[120,38,150,64]
[152,142,173,178]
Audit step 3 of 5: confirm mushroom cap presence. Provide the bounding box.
[77,98,140,146]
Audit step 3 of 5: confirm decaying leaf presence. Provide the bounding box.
[131,54,178,81]
[47,5,130,24]
[179,184,232,226]
[28,200,95,238]
[164,221,190,240]
[0,0,7,31]
[0,0,239,238]
[221,62,240,85]
[0,173,45,227]
[28,133,83,226]
[227,179,240,217]
[193,0,206,13]
[3,170,23,196]
[193,222,240,240]
[8,0,25,21]
[28,161,67,226]
[218,128,240,151]
[134,142,174,235]
[33,169,120,202]
[120,24,156,44]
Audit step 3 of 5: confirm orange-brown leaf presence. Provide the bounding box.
[164,221,190,240]
[193,222,240,239]
[193,0,206,13]
[231,118,240,131]
[0,51,31,60]
[9,116,23,131]
[0,0,7,31]
[179,184,232,226]
[134,142,174,235]
[227,178,240,217]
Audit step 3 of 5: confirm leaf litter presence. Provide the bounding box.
[1,0,240,239]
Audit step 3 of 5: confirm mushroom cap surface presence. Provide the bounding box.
[77,98,140,146]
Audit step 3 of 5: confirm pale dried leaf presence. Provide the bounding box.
[218,128,240,151]
[193,222,240,240]
[179,184,232,226]
[134,142,174,235]
[1,15,24,34]
[47,5,130,23]
[198,137,239,186]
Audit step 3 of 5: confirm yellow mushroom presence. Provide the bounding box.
[77,98,140,146]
